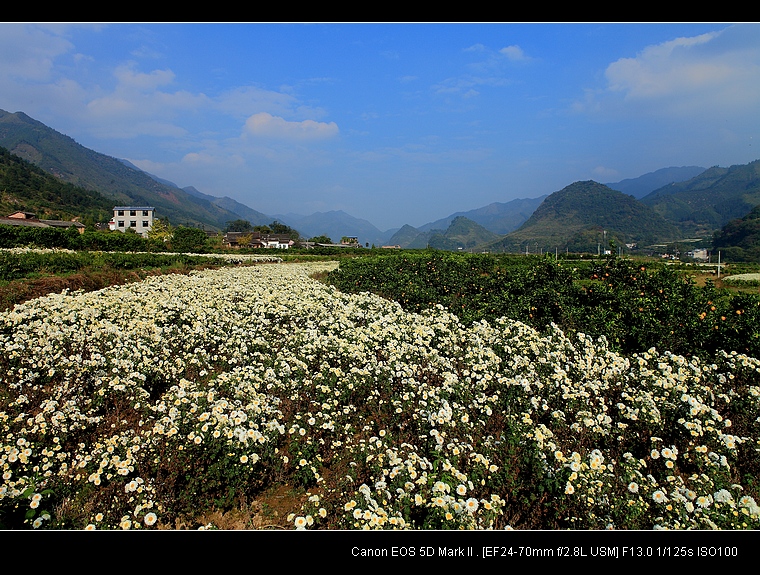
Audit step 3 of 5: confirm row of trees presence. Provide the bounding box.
[224,219,299,237]
[0,222,211,254]
[224,218,341,246]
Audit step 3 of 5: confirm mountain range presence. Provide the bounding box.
[2,108,760,255]
[490,180,685,254]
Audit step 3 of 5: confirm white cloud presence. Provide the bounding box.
[500,45,529,62]
[215,85,301,119]
[592,165,620,180]
[112,63,176,92]
[243,112,339,141]
[600,25,760,115]
[435,43,530,98]
[181,151,245,168]
[81,62,210,137]
[433,75,508,97]
[0,24,74,82]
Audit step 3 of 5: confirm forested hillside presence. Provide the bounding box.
[489,181,683,253]
[641,160,760,236]
[0,110,243,230]
[0,146,113,223]
[713,204,760,262]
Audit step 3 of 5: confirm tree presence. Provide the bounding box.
[236,233,254,247]
[225,219,254,233]
[171,226,209,253]
[207,232,223,248]
[310,235,333,244]
[148,219,173,244]
[269,220,299,239]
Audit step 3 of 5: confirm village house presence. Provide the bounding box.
[222,231,294,249]
[2,211,86,233]
[109,207,155,237]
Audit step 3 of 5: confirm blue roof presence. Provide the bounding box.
[113,206,156,210]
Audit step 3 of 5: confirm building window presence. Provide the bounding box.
[117,210,124,216]
[118,221,125,227]
[130,221,137,227]
[143,210,149,216]
[130,210,136,216]
[143,221,149,228]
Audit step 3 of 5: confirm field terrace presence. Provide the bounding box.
[1,261,759,530]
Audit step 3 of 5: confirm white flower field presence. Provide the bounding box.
[1,261,759,530]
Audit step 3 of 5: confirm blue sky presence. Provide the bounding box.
[2,23,759,231]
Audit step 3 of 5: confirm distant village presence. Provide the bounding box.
[0,206,375,250]
[0,206,711,258]
[0,210,86,232]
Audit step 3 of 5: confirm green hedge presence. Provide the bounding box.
[0,250,229,282]
[327,252,760,358]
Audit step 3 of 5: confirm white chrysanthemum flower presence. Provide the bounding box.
[465,498,479,513]
[294,516,308,530]
[653,490,667,504]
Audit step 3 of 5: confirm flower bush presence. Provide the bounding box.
[1,261,759,529]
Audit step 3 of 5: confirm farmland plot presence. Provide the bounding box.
[1,262,759,530]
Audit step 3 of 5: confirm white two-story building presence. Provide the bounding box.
[109,206,155,237]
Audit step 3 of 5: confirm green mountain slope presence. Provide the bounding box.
[0,146,114,222]
[0,110,245,229]
[641,160,760,236]
[419,196,547,235]
[712,203,760,261]
[489,181,683,253]
[429,216,501,250]
[387,224,423,247]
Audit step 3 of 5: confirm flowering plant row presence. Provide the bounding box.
[1,261,759,530]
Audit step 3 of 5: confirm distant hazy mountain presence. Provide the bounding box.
[389,216,501,250]
[115,164,277,229]
[280,210,388,246]
[181,186,273,227]
[605,166,706,199]
[640,160,760,236]
[419,196,547,235]
[119,159,179,189]
[489,181,683,253]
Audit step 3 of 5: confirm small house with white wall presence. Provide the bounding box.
[110,206,155,237]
